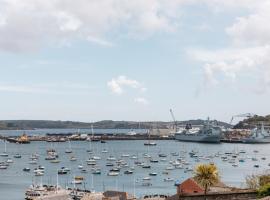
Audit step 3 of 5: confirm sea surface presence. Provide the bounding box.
[0,130,269,200]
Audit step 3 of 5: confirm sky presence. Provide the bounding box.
[0,0,269,123]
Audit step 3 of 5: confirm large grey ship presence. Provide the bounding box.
[174,119,222,143]
[242,123,270,143]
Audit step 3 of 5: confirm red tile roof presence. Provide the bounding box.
[177,178,204,195]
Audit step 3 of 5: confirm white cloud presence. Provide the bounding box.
[134,97,149,105]
[226,1,270,46]
[0,0,188,52]
[188,0,270,93]
[107,75,145,94]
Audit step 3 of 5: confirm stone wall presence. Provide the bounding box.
[167,191,257,200]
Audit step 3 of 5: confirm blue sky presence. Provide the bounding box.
[0,0,269,123]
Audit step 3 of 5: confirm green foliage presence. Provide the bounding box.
[259,175,270,187]
[258,183,270,198]
[194,163,220,194]
[234,115,270,129]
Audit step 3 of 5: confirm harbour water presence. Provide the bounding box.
[0,136,270,199]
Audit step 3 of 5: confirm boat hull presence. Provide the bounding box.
[175,133,220,143]
[242,138,270,143]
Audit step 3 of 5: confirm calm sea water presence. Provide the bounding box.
[0,135,270,199]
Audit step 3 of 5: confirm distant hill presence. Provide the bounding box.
[233,115,270,129]
[0,119,231,130]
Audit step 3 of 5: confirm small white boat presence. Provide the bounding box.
[14,153,22,158]
[93,156,101,160]
[107,172,119,176]
[101,149,108,153]
[130,155,138,159]
[164,177,174,182]
[166,166,174,170]
[143,176,151,181]
[29,159,38,164]
[35,171,44,176]
[78,165,83,169]
[70,156,77,161]
[0,163,7,169]
[149,172,157,176]
[107,156,116,161]
[72,180,83,184]
[6,158,13,163]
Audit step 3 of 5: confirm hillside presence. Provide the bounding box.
[233,115,270,129]
[0,119,231,130]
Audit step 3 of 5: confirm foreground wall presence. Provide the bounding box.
[167,191,257,200]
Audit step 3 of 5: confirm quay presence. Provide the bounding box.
[0,128,256,144]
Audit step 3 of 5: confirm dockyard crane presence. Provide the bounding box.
[230,113,255,125]
[170,109,178,131]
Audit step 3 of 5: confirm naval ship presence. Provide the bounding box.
[242,123,270,143]
[174,119,222,143]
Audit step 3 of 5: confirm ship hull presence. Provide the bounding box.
[175,134,220,143]
[242,138,270,144]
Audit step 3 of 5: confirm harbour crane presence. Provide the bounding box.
[230,113,255,125]
[170,109,178,131]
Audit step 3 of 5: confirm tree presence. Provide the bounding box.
[245,174,259,189]
[194,163,220,199]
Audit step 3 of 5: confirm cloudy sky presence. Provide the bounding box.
[0,0,269,122]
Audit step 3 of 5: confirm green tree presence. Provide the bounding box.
[194,163,220,199]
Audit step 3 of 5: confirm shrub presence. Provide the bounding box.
[258,183,270,198]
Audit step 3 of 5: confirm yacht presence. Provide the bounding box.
[25,184,70,200]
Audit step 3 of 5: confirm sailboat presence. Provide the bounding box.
[86,138,93,153]
[0,140,8,157]
[90,125,100,142]
[65,140,72,153]
[144,129,156,146]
